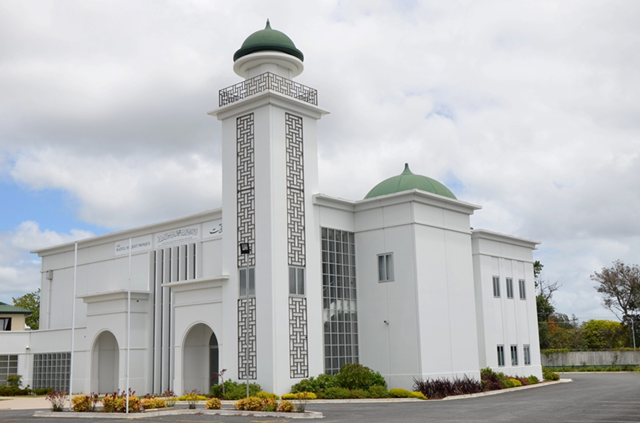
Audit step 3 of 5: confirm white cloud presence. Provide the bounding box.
[0,0,638,321]
[0,221,93,304]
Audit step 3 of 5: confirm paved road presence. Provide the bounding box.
[1,373,639,422]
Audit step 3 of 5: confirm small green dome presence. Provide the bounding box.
[234,20,304,62]
[364,164,457,200]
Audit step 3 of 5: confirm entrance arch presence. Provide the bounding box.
[183,323,218,393]
[91,331,119,394]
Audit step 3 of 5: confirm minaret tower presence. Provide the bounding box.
[209,21,328,393]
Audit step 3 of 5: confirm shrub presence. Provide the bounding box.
[368,385,390,398]
[409,391,427,400]
[290,373,335,394]
[141,397,166,410]
[542,367,560,381]
[234,396,263,411]
[211,379,262,400]
[527,375,540,384]
[45,390,68,411]
[6,374,23,389]
[334,363,387,390]
[318,387,352,399]
[413,376,483,399]
[281,392,317,400]
[262,398,279,412]
[102,390,141,413]
[279,400,294,413]
[349,389,371,399]
[256,391,279,400]
[205,397,221,410]
[34,388,53,396]
[177,393,207,401]
[389,388,413,398]
[72,395,92,412]
[508,378,522,387]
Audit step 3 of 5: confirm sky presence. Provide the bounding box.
[0,0,638,322]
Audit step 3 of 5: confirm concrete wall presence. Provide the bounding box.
[542,351,640,367]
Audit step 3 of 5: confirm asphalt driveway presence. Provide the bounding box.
[1,373,639,422]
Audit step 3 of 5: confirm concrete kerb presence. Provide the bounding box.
[34,408,323,419]
[441,378,572,401]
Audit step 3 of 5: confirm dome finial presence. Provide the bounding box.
[402,163,413,175]
[265,19,271,29]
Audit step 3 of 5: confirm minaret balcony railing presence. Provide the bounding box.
[219,72,318,107]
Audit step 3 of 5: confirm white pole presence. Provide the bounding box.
[632,319,636,351]
[126,238,131,414]
[68,242,78,411]
[245,258,250,398]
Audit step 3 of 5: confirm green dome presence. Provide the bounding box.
[364,164,457,200]
[234,20,304,62]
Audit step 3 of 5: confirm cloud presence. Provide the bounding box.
[0,221,93,304]
[0,0,638,322]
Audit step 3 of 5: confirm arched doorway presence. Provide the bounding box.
[183,324,218,394]
[91,331,119,394]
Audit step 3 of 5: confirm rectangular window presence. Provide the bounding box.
[289,267,305,296]
[492,276,500,297]
[506,278,514,298]
[0,355,18,386]
[519,279,526,299]
[511,345,518,366]
[524,344,531,365]
[0,318,11,331]
[322,228,358,375]
[497,345,505,366]
[239,267,255,297]
[377,253,394,282]
[32,352,70,391]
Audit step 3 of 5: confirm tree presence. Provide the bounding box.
[535,261,562,349]
[12,288,40,330]
[591,260,640,347]
[581,319,629,350]
[591,260,640,322]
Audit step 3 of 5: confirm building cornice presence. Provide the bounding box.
[471,229,540,250]
[31,208,222,256]
[79,290,150,303]
[208,89,329,121]
[161,275,229,292]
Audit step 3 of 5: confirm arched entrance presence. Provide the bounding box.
[91,331,119,394]
[183,323,219,393]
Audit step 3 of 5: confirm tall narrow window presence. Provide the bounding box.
[511,345,518,366]
[524,344,531,365]
[497,345,505,366]
[506,278,514,298]
[492,276,500,297]
[289,267,305,296]
[377,253,394,282]
[0,318,11,331]
[519,279,526,299]
[322,228,358,375]
[239,267,255,297]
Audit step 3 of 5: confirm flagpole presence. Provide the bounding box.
[68,242,78,410]
[126,238,131,414]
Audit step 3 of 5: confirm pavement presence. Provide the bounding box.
[0,396,50,410]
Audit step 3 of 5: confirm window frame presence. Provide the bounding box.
[492,276,500,298]
[506,277,514,299]
[0,318,12,331]
[239,267,256,297]
[511,345,518,366]
[289,267,306,296]
[377,253,394,283]
[497,345,505,367]
[519,279,526,299]
[524,344,531,365]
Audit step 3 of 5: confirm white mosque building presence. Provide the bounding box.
[0,22,542,395]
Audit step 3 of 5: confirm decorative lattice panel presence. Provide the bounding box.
[237,297,257,380]
[289,297,309,378]
[285,113,305,267]
[237,113,255,267]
